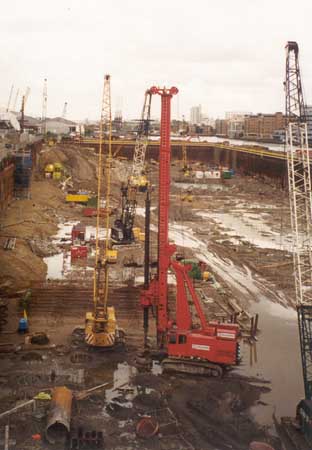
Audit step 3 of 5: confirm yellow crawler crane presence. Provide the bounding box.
[85,74,124,348]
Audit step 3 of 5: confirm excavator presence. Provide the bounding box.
[111,90,152,244]
[140,86,241,376]
[84,75,124,348]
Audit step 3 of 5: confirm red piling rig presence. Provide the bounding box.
[140,86,240,374]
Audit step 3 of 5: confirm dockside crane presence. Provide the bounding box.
[62,102,68,120]
[284,41,312,445]
[6,84,14,112]
[85,74,125,348]
[20,87,30,133]
[111,90,152,244]
[42,78,48,135]
[140,86,240,376]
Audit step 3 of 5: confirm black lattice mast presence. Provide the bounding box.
[285,41,306,124]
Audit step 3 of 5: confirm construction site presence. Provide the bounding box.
[1,40,312,450]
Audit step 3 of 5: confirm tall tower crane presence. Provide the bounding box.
[284,41,312,444]
[140,86,240,376]
[85,74,125,348]
[111,90,152,244]
[6,84,14,112]
[42,78,48,135]
[20,87,30,133]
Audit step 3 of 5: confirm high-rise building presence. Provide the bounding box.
[190,105,202,125]
[215,119,228,136]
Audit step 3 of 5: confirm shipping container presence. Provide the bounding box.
[71,245,88,259]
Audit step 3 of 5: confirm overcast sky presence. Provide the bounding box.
[1,0,311,121]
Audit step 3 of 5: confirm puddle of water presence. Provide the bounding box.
[105,362,138,403]
[239,297,303,425]
[52,221,79,243]
[45,218,112,280]
[53,220,109,243]
[135,206,156,218]
[44,250,94,280]
[152,360,163,375]
[197,211,292,251]
[134,274,176,286]
[173,182,227,191]
[166,222,262,299]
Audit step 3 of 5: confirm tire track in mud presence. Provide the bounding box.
[168,221,291,308]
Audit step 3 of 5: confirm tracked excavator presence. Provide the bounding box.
[111,90,152,244]
[140,86,241,376]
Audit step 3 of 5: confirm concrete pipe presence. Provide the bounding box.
[45,386,73,444]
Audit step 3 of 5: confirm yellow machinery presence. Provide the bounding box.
[52,162,63,180]
[181,187,193,203]
[85,74,124,348]
[44,164,54,178]
[181,141,191,176]
[65,193,90,203]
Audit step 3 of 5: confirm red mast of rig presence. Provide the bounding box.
[150,86,178,344]
[140,85,240,375]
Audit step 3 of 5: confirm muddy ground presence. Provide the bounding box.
[0,143,299,450]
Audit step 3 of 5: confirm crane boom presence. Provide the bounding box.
[85,74,124,348]
[111,90,152,244]
[62,102,68,119]
[7,84,14,112]
[131,91,152,180]
[285,42,312,403]
[20,87,31,133]
[42,79,48,135]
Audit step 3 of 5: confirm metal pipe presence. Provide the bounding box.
[143,189,151,347]
[45,386,72,444]
[144,189,150,289]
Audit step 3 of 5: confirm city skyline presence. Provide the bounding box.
[1,0,312,121]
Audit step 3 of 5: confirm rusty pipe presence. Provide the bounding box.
[45,386,72,444]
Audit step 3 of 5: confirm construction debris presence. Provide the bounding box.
[3,237,16,250]
[45,386,73,445]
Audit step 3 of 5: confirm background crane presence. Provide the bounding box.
[42,78,48,135]
[85,74,124,348]
[20,87,30,132]
[284,41,312,445]
[6,84,14,112]
[111,90,152,244]
[62,102,68,119]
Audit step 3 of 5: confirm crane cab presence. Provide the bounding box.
[130,175,149,192]
[296,399,312,446]
[85,307,117,347]
[105,249,118,264]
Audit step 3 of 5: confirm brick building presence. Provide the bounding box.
[244,112,285,140]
